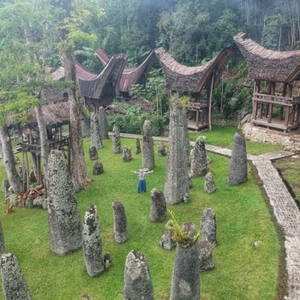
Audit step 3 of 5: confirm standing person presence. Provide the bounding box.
[132,168,153,193]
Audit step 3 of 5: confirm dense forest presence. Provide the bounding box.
[1,0,300,121]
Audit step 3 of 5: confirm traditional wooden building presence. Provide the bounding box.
[95,49,156,98]
[154,47,234,130]
[76,54,127,109]
[234,32,300,132]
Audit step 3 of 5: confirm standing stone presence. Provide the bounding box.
[228,133,247,185]
[135,138,141,154]
[190,136,208,177]
[90,112,103,149]
[123,250,154,300]
[81,116,90,137]
[0,221,5,256]
[160,220,176,250]
[18,166,27,191]
[47,150,82,255]
[82,204,105,277]
[204,172,216,193]
[200,208,217,247]
[2,179,10,199]
[93,160,104,175]
[149,188,166,222]
[157,141,166,156]
[199,240,214,271]
[123,146,132,162]
[89,146,98,161]
[0,253,32,300]
[142,120,155,170]
[164,97,190,204]
[112,201,128,243]
[112,125,122,154]
[170,222,201,300]
[98,106,109,140]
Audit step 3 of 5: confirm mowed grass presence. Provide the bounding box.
[0,136,280,300]
[189,126,283,155]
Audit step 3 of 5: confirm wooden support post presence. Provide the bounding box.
[280,107,284,120]
[208,74,215,131]
[285,106,291,128]
[195,110,199,129]
[252,100,258,120]
[259,102,263,119]
[268,104,273,123]
[288,84,293,97]
[68,122,71,171]
[25,151,30,191]
[297,105,300,126]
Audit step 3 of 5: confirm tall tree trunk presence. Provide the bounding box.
[0,126,23,194]
[35,105,49,188]
[63,50,88,192]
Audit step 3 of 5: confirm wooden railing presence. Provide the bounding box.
[187,102,208,110]
[253,93,293,106]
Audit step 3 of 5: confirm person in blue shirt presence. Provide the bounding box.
[132,168,153,193]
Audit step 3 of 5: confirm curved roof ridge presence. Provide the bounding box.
[154,47,234,92]
[75,61,97,80]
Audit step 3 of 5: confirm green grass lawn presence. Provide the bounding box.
[189,126,284,155]
[0,136,281,300]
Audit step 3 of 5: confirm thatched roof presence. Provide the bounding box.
[95,49,155,93]
[233,32,300,83]
[76,54,127,101]
[6,101,71,128]
[154,46,234,93]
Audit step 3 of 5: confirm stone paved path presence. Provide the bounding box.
[117,133,300,299]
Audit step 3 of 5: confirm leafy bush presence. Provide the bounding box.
[107,113,165,136]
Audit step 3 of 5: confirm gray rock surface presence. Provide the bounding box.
[135,138,141,154]
[190,136,208,177]
[170,222,201,300]
[112,201,128,243]
[164,97,189,204]
[90,112,103,149]
[142,120,155,170]
[200,208,217,247]
[89,146,98,161]
[157,141,167,157]
[98,106,109,140]
[149,188,166,222]
[47,150,82,255]
[112,125,122,154]
[123,146,132,162]
[0,253,32,300]
[123,250,154,300]
[199,240,214,271]
[160,220,176,250]
[204,172,216,193]
[82,204,105,277]
[93,160,104,175]
[228,133,247,185]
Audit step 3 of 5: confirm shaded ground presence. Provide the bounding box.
[273,155,300,205]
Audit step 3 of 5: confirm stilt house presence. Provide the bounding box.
[234,32,300,132]
[154,47,234,131]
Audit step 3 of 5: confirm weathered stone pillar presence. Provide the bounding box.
[164,97,189,204]
[142,120,155,170]
[160,220,176,250]
[190,136,208,177]
[81,116,90,137]
[82,204,105,277]
[135,138,141,154]
[98,106,109,140]
[149,188,166,222]
[112,125,122,154]
[200,208,217,247]
[123,250,154,300]
[0,253,32,300]
[123,146,132,162]
[170,222,201,300]
[47,150,82,255]
[199,240,214,271]
[93,160,104,175]
[90,112,103,149]
[89,146,98,160]
[228,133,247,185]
[0,221,5,256]
[157,141,166,156]
[112,201,128,243]
[204,172,216,193]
